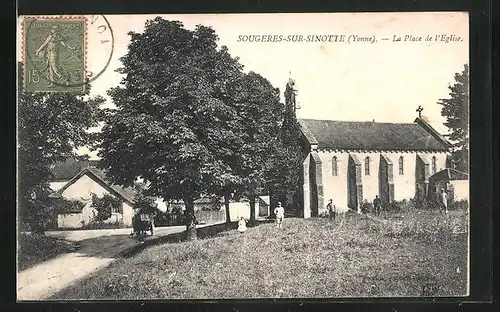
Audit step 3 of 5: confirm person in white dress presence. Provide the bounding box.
[274,202,285,228]
[440,188,448,214]
[237,217,247,233]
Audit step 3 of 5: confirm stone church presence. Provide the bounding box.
[284,77,455,218]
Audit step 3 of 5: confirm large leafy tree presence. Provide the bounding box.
[438,64,469,172]
[230,72,283,225]
[99,18,244,239]
[132,181,161,216]
[17,62,103,233]
[264,79,305,213]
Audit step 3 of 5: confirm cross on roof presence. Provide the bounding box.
[416,105,424,118]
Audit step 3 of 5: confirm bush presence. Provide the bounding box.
[383,199,412,213]
[413,197,436,210]
[450,199,468,210]
[318,211,330,218]
[91,194,121,221]
[360,200,373,213]
[18,222,31,232]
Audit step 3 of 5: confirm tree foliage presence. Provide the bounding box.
[229,71,284,222]
[132,182,160,215]
[438,64,469,172]
[98,18,245,238]
[265,79,305,210]
[90,193,121,221]
[17,62,103,231]
[98,18,307,235]
[50,197,86,214]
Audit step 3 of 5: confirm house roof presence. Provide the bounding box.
[298,118,451,151]
[50,158,100,181]
[57,167,136,205]
[429,168,469,181]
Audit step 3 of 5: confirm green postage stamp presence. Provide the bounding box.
[23,17,87,92]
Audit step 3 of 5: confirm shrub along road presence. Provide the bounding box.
[17,224,218,300]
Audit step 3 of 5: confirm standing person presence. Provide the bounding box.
[440,188,448,214]
[274,202,285,228]
[237,217,247,233]
[326,199,336,220]
[373,195,381,216]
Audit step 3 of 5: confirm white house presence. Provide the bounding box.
[429,168,469,202]
[55,167,136,229]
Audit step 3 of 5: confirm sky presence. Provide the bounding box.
[18,12,469,159]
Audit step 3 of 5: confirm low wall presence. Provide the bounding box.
[451,180,469,201]
[57,213,84,229]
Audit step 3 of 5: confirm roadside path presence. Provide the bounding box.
[17,224,215,300]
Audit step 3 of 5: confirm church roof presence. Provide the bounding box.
[299,118,450,151]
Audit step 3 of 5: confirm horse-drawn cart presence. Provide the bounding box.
[132,213,154,237]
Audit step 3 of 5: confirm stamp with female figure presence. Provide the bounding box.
[23,17,87,92]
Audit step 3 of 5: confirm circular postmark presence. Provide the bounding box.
[23,15,114,92]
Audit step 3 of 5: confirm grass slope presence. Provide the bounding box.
[18,234,73,271]
[52,209,468,299]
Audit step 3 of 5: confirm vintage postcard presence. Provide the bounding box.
[16,12,469,300]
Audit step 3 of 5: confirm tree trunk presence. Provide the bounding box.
[269,189,275,218]
[224,191,231,228]
[184,197,197,241]
[249,195,256,226]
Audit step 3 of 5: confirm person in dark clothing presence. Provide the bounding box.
[326,199,336,220]
[373,195,381,216]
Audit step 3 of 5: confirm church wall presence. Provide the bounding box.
[318,151,382,209]
[314,150,450,210]
[317,151,350,212]
[432,152,449,175]
[353,151,380,205]
[386,152,417,201]
[388,151,447,200]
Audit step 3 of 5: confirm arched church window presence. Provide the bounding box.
[399,156,404,175]
[432,156,437,174]
[364,156,370,176]
[332,156,338,176]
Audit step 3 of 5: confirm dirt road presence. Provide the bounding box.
[17,224,214,300]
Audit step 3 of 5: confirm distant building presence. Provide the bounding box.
[54,166,136,228]
[429,168,469,202]
[48,159,265,228]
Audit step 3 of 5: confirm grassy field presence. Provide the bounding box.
[18,233,74,271]
[52,208,468,299]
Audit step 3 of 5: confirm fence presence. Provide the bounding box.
[195,210,226,224]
